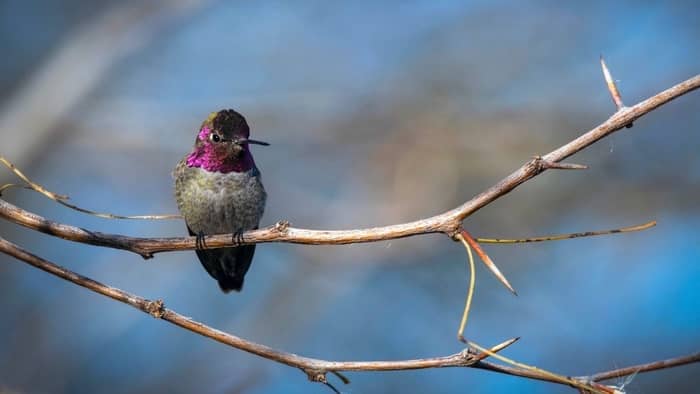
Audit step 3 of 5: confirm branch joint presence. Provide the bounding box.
[613,106,634,129]
[459,347,478,364]
[447,224,464,241]
[273,220,290,234]
[304,368,328,383]
[532,156,588,172]
[145,299,165,318]
[139,252,154,260]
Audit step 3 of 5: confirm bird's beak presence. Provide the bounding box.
[238,138,270,146]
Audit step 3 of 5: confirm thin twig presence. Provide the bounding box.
[0,157,181,220]
[0,183,32,195]
[473,351,700,390]
[455,232,477,342]
[476,221,656,244]
[473,361,615,392]
[586,351,700,382]
[0,157,68,200]
[468,341,612,393]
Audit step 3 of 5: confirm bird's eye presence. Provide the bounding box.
[209,133,221,143]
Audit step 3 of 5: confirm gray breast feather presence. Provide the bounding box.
[174,160,266,235]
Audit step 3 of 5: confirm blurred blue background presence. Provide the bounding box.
[0,1,698,393]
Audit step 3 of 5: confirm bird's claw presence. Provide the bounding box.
[195,231,207,250]
[232,229,245,247]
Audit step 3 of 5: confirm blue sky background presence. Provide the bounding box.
[0,1,698,393]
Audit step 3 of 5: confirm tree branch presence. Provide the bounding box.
[587,352,700,382]
[473,351,700,389]
[2,236,698,392]
[0,75,697,258]
[0,237,496,380]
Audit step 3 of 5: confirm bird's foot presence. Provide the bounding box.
[232,228,245,247]
[195,231,207,250]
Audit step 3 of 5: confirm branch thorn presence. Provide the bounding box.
[600,56,633,128]
[533,156,588,171]
[472,336,521,362]
[331,371,351,385]
[458,229,517,295]
[304,369,341,394]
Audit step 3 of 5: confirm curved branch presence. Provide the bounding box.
[2,235,697,392]
[1,75,698,257]
[0,236,482,375]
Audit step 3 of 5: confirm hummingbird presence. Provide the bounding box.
[174,109,268,293]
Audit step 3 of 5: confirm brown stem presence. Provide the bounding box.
[587,351,700,382]
[473,350,700,390]
[0,75,697,257]
[5,235,695,392]
[0,236,483,374]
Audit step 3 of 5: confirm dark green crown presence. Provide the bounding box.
[207,109,250,138]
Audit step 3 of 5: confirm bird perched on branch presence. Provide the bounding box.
[174,109,268,293]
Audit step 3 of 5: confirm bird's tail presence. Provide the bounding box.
[194,245,256,294]
[217,275,245,293]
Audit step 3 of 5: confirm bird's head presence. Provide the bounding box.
[186,109,268,173]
